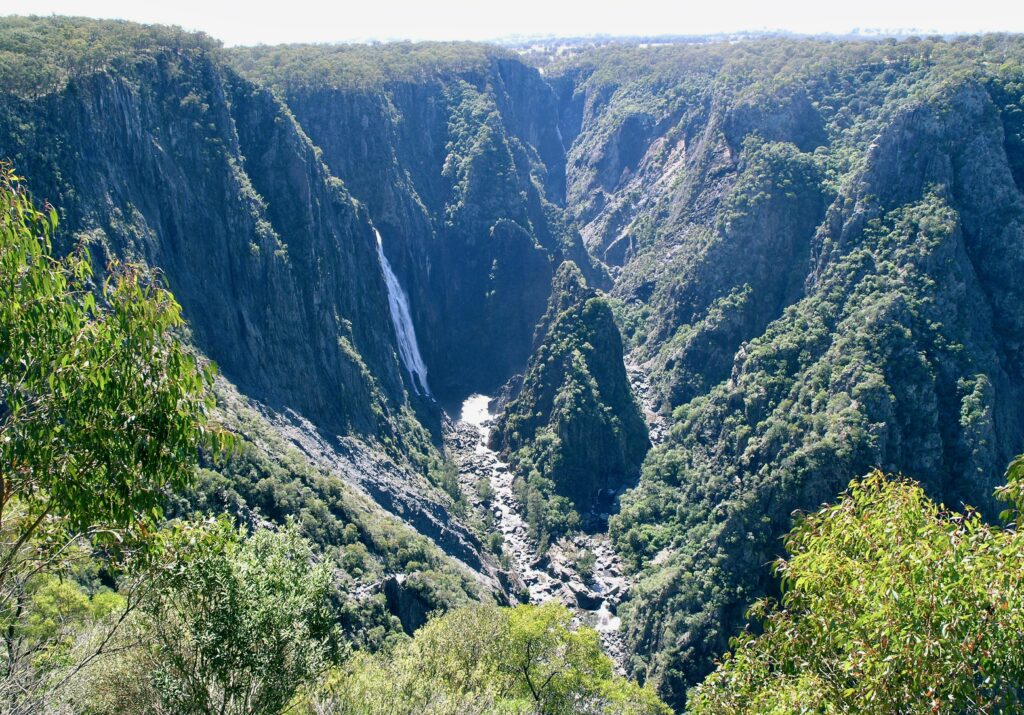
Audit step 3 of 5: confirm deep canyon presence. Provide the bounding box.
[3,19,1024,710]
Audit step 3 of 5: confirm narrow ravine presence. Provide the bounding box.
[447,395,629,666]
[627,361,668,447]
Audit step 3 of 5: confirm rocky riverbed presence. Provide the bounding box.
[446,395,629,667]
[627,362,668,447]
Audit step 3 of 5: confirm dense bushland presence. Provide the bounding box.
[690,465,1024,713]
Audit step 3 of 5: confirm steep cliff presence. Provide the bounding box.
[0,19,498,612]
[0,45,404,438]
[5,21,1024,712]
[230,44,605,398]
[549,40,1024,708]
[491,262,648,518]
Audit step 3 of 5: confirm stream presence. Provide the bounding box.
[447,395,628,666]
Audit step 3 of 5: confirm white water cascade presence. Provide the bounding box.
[375,230,432,398]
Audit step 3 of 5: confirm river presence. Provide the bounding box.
[449,394,627,666]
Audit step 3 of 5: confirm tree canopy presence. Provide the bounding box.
[689,468,1024,714]
[306,601,671,715]
[0,162,221,537]
[0,162,223,710]
[77,518,341,715]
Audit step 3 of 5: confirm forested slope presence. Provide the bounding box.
[0,16,499,627]
[3,18,1024,712]
[546,37,1024,706]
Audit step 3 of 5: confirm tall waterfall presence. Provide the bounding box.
[375,230,432,397]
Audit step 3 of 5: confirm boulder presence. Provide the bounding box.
[382,574,431,635]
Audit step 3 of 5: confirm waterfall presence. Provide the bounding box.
[375,230,432,398]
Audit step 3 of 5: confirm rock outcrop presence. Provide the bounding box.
[491,262,649,512]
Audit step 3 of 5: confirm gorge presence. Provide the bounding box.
[2,17,1024,712]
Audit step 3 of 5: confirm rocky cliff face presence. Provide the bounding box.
[5,23,1024,713]
[0,36,499,606]
[0,50,406,438]
[235,47,604,398]
[491,262,648,513]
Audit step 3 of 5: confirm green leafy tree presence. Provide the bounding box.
[689,469,1024,714]
[503,602,617,713]
[150,518,339,715]
[0,163,219,534]
[997,453,1024,521]
[574,549,597,584]
[0,164,221,712]
[305,602,670,715]
[83,517,340,715]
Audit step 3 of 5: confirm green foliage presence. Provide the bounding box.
[475,477,495,503]
[0,163,221,538]
[0,15,219,97]
[302,602,670,715]
[689,471,1024,713]
[85,518,340,715]
[494,263,648,543]
[0,164,223,713]
[574,548,597,584]
[485,531,504,555]
[432,457,467,513]
[229,41,509,91]
[997,453,1024,521]
[511,445,581,551]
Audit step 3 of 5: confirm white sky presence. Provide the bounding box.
[2,0,1023,45]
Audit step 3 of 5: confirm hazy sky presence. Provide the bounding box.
[3,0,1023,45]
